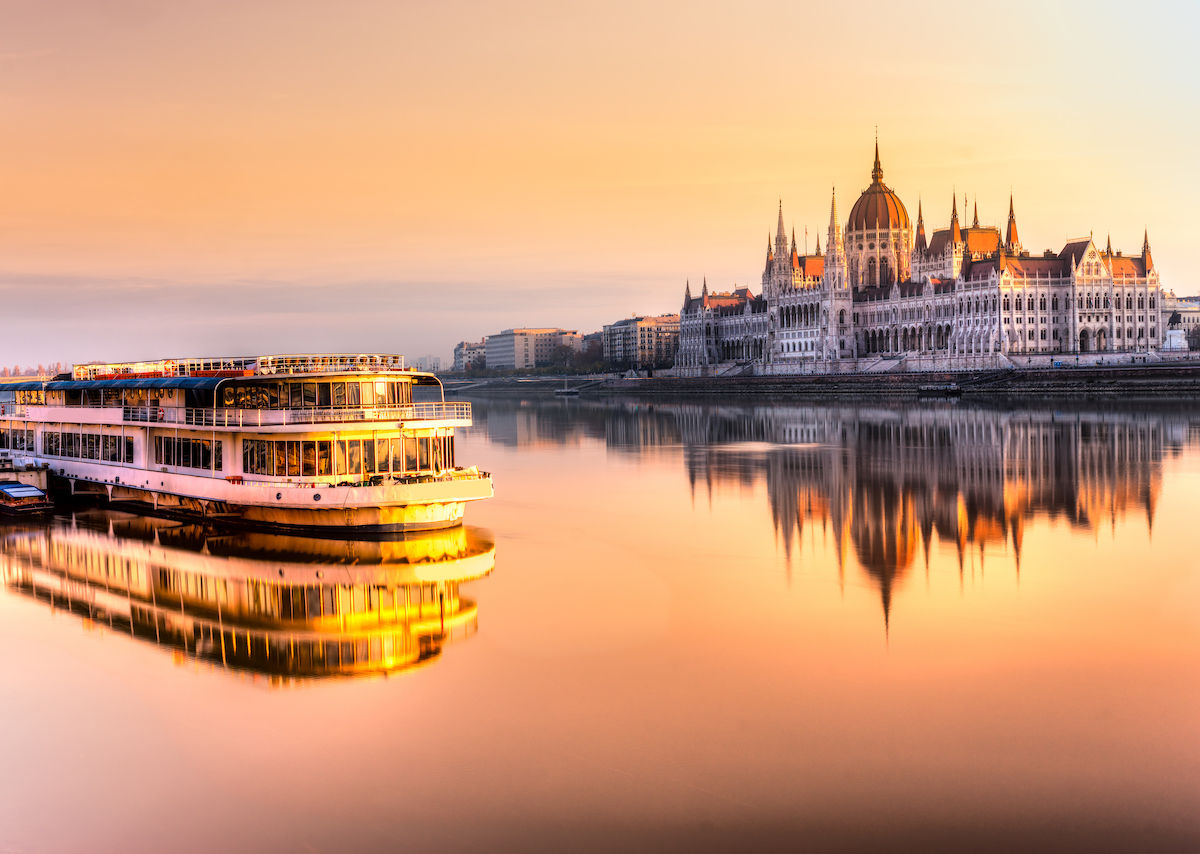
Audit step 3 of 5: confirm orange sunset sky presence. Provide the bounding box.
[1,0,1196,366]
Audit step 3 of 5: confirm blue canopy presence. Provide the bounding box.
[45,377,226,391]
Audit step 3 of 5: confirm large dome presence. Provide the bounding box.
[847,144,910,232]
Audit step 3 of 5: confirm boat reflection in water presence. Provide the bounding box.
[0,511,495,684]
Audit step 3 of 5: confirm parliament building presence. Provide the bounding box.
[677,142,1166,375]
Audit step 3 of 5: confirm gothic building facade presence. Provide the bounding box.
[676,143,1165,375]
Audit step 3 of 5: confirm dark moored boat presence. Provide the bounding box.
[0,481,54,516]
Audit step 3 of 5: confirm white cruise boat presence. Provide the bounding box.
[0,354,492,533]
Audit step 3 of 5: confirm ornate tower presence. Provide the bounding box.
[824,187,846,292]
[844,140,912,288]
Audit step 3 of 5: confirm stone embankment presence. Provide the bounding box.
[602,364,1200,402]
[445,364,1200,403]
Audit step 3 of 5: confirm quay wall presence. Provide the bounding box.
[603,364,1200,402]
[446,364,1200,403]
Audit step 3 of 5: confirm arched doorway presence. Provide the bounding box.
[1096,328,1108,351]
[1079,329,1090,352]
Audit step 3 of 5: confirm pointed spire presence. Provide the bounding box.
[915,198,927,252]
[1142,228,1154,271]
[701,277,708,297]
[766,233,773,262]
[790,227,797,255]
[829,186,839,229]
[1005,193,1020,252]
[684,279,692,301]
[972,199,979,228]
[950,192,962,245]
[871,136,883,184]
[815,234,822,256]
[775,202,787,259]
[1105,233,1112,256]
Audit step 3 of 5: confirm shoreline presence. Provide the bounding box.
[444,362,1200,403]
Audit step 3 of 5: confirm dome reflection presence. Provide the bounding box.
[1,511,495,684]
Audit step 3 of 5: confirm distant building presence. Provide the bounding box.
[453,340,486,372]
[485,328,582,370]
[413,355,442,372]
[602,314,680,368]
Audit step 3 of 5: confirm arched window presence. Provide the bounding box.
[868,257,877,286]
[880,258,892,285]
[1040,296,1047,311]
[1052,295,1059,310]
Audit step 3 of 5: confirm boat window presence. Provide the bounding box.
[418,437,431,471]
[374,380,387,402]
[268,384,281,409]
[289,383,303,409]
[302,441,316,477]
[322,588,336,617]
[302,383,317,408]
[332,383,346,407]
[287,441,300,477]
[317,383,331,408]
[362,438,375,473]
[317,441,332,477]
[347,440,362,476]
[306,587,322,618]
[375,438,391,473]
[361,382,375,407]
[347,382,360,407]
[335,441,347,475]
[404,437,418,472]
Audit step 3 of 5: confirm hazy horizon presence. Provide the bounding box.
[2,0,1196,366]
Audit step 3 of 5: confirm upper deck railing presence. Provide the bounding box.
[72,353,409,380]
[124,401,471,428]
[0,401,470,428]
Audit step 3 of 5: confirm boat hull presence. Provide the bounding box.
[47,462,492,533]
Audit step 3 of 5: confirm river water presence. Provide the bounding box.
[1,397,1198,852]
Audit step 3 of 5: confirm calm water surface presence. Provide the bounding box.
[2,397,1198,852]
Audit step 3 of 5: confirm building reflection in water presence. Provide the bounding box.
[682,404,1176,627]
[0,511,495,684]
[469,396,1186,627]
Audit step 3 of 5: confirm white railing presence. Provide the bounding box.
[224,467,490,490]
[120,401,471,428]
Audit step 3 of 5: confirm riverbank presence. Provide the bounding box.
[445,363,1200,403]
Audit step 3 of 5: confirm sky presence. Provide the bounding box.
[1,0,1197,367]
